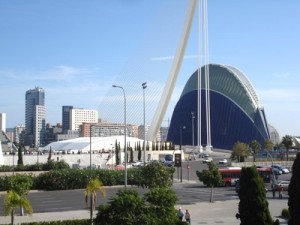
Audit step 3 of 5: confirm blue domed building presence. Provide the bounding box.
[167,64,270,150]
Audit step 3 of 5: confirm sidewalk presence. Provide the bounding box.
[0,196,288,225]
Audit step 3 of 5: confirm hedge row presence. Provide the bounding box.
[0,168,142,191]
[0,160,70,172]
[2,219,91,225]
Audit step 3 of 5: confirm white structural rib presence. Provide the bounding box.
[147,0,197,141]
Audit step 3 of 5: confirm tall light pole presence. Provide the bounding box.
[265,149,276,188]
[188,112,195,182]
[112,85,127,188]
[191,112,195,148]
[89,123,93,223]
[142,82,147,163]
[179,126,186,183]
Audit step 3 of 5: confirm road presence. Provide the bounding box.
[0,183,238,216]
[0,153,291,216]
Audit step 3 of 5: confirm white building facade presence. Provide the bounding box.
[0,113,6,132]
[70,108,98,131]
[34,105,46,147]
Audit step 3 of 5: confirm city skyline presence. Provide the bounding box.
[0,1,299,137]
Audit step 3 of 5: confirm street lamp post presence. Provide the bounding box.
[191,112,195,148]
[265,149,276,190]
[142,82,147,163]
[112,85,127,188]
[89,124,93,223]
[179,126,186,183]
[187,112,195,182]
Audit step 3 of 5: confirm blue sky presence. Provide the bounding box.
[0,0,299,138]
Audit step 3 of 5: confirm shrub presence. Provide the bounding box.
[5,174,34,195]
[33,169,127,190]
[20,219,90,225]
[281,208,290,219]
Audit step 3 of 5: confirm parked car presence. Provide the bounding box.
[132,161,144,167]
[199,153,210,158]
[272,165,289,174]
[270,166,282,175]
[275,180,290,191]
[203,157,213,163]
[218,159,228,165]
[163,160,174,167]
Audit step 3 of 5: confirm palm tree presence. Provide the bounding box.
[231,141,249,162]
[4,190,33,225]
[249,140,261,162]
[281,135,293,161]
[264,139,274,151]
[85,178,106,223]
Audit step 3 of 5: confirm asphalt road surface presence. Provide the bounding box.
[0,154,291,216]
[0,183,239,215]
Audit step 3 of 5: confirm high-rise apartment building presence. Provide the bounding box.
[0,113,6,132]
[14,124,25,144]
[25,87,46,147]
[70,108,98,131]
[80,122,138,138]
[62,106,73,133]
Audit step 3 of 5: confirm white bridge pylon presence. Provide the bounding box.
[147,0,212,153]
[147,0,197,142]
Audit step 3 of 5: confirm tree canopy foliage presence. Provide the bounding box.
[264,139,274,151]
[249,140,261,162]
[231,141,249,162]
[4,190,33,225]
[94,188,180,225]
[136,161,174,189]
[236,166,275,225]
[282,135,293,161]
[196,162,223,202]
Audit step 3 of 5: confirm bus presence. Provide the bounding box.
[219,167,272,187]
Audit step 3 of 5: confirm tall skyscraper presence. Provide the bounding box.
[62,106,73,133]
[25,87,46,147]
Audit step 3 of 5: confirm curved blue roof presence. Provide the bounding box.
[167,64,270,150]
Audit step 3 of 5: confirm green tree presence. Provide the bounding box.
[196,162,223,202]
[95,189,146,225]
[4,190,33,225]
[95,188,180,225]
[6,174,33,216]
[85,178,106,223]
[264,139,274,151]
[115,140,120,165]
[144,187,178,225]
[288,152,300,225]
[282,135,293,161]
[47,146,52,162]
[249,140,261,162]
[138,142,142,161]
[236,166,274,225]
[137,161,174,189]
[6,175,33,196]
[231,141,249,162]
[17,144,23,166]
[129,147,133,163]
